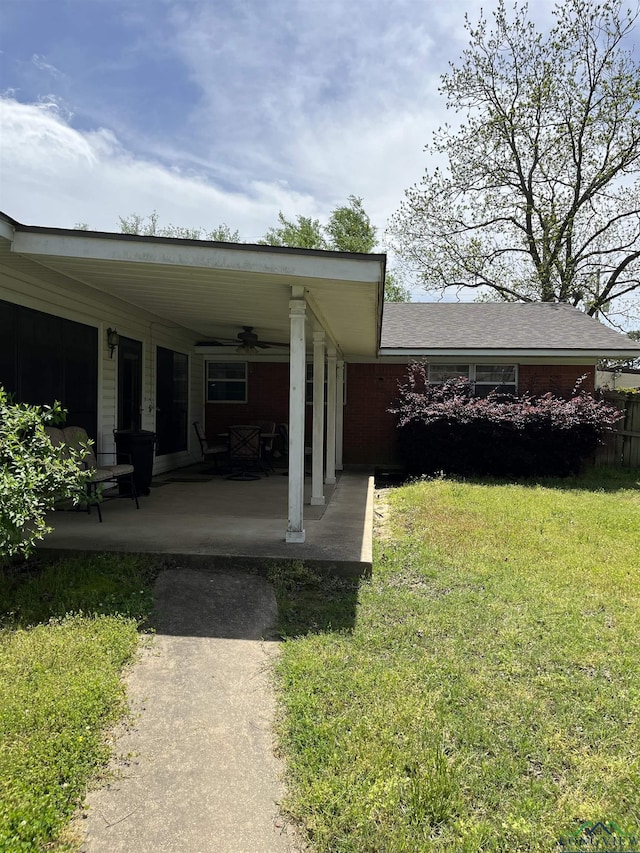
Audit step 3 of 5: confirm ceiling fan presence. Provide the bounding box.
[195,326,289,353]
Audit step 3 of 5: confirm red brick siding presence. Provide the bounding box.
[204,362,290,437]
[344,364,407,465]
[204,360,597,466]
[518,364,594,397]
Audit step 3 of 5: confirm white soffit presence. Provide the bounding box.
[10,229,385,357]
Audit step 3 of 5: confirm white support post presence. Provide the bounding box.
[310,330,326,506]
[336,359,344,470]
[325,348,337,485]
[286,297,307,543]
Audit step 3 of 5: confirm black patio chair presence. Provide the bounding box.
[226,425,268,481]
[193,421,227,472]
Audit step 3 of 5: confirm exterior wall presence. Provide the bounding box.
[344,361,597,465]
[0,239,202,474]
[518,364,594,396]
[596,368,640,390]
[203,359,598,466]
[204,361,291,439]
[344,363,406,465]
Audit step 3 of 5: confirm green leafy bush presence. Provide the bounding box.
[0,388,91,564]
[390,363,622,477]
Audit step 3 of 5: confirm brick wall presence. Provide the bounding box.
[204,362,290,437]
[518,364,595,397]
[344,363,406,465]
[204,360,597,467]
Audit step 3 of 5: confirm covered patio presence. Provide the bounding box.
[41,467,374,575]
[1,214,386,546]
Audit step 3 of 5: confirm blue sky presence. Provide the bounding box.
[0,0,556,244]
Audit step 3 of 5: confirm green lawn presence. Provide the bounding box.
[272,468,640,852]
[0,554,158,853]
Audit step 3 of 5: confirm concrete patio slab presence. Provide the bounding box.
[41,469,374,575]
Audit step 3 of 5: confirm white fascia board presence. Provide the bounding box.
[0,219,15,242]
[12,230,384,284]
[379,347,640,359]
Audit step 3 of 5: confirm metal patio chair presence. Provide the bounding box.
[45,425,139,522]
[226,425,269,480]
[193,421,227,472]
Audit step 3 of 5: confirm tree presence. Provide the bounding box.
[389,0,640,321]
[325,195,376,253]
[260,196,409,300]
[384,270,411,303]
[259,195,377,253]
[118,211,240,242]
[259,212,327,249]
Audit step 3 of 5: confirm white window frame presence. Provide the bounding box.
[206,361,248,403]
[428,363,518,394]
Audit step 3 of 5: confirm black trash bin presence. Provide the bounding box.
[114,429,156,496]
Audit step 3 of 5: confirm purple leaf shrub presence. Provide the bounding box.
[390,362,622,477]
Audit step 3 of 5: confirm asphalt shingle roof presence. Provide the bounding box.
[380,302,640,352]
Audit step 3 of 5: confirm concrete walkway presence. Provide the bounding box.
[76,568,305,853]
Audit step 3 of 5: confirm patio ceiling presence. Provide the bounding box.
[9,224,386,357]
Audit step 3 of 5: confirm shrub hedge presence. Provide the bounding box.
[390,364,622,477]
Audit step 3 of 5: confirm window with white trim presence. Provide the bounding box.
[428,364,517,395]
[206,362,247,402]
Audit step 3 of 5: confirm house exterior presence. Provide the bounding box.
[203,302,640,465]
[2,211,639,539]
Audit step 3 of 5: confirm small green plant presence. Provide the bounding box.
[0,388,91,565]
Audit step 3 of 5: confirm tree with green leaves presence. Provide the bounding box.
[390,0,640,321]
[260,195,376,253]
[118,211,240,243]
[259,212,327,249]
[261,195,408,300]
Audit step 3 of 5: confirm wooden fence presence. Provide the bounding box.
[596,392,640,468]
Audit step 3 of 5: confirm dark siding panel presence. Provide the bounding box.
[0,300,98,438]
[18,308,63,405]
[0,300,17,394]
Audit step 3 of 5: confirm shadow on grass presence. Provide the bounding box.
[267,562,362,638]
[385,465,640,495]
[0,552,161,629]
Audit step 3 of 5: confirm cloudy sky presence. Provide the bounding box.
[0,0,565,255]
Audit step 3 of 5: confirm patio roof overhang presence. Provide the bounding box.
[8,222,386,358]
[3,214,386,546]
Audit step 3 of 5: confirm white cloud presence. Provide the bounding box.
[0,0,569,256]
[31,54,64,79]
[0,97,317,239]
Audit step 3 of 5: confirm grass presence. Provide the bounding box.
[0,553,159,853]
[272,467,640,852]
